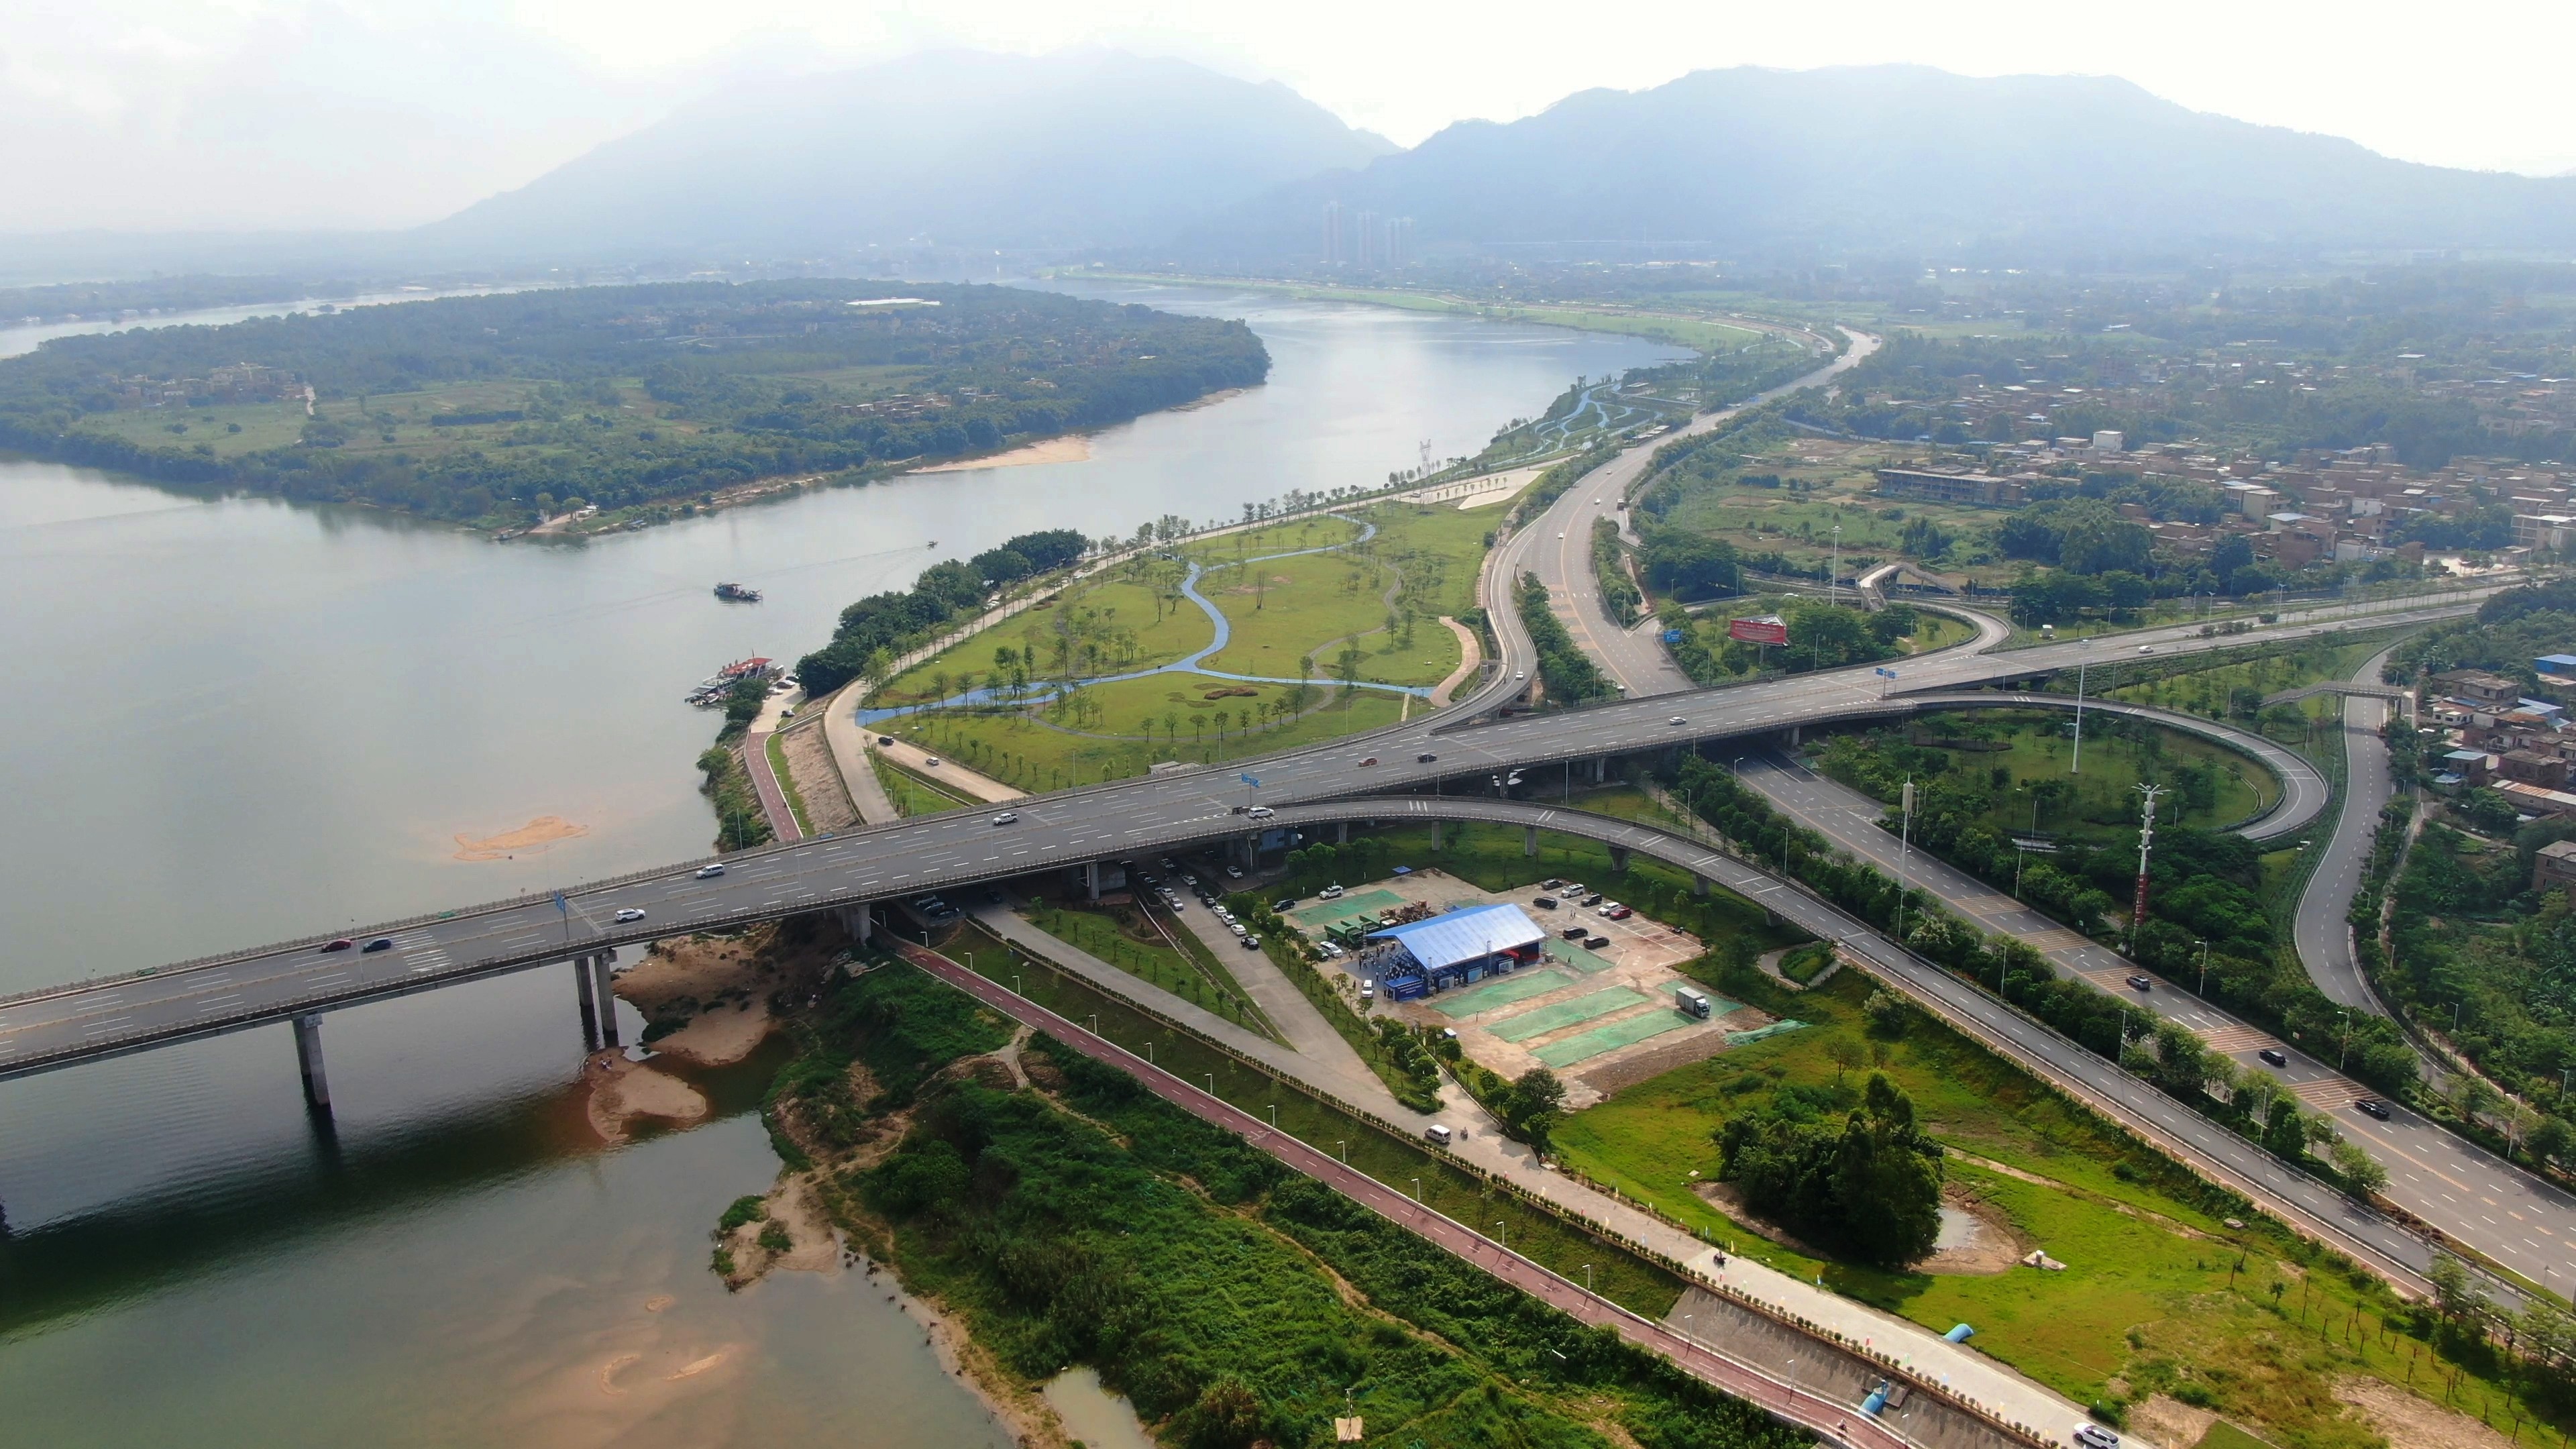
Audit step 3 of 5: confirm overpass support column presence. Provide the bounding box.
[1524,824,1539,857]
[1693,875,1710,898]
[1593,756,1608,784]
[837,903,873,945]
[1337,821,1350,845]
[592,953,622,1049]
[1609,845,1631,875]
[573,958,600,1047]
[292,1014,331,1110]
[1085,861,1102,903]
[1430,820,1444,851]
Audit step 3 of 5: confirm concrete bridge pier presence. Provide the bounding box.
[1524,824,1540,857]
[572,959,601,1049]
[292,1013,331,1111]
[837,903,873,945]
[1593,755,1609,784]
[1336,821,1350,845]
[1694,874,1710,897]
[1084,861,1102,902]
[590,953,622,1048]
[1609,845,1631,875]
[1430,820,1444,851]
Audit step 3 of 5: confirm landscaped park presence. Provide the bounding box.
[859,494,1503,796]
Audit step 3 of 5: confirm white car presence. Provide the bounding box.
[989,811,1018,825]
[2073,1426,2120,1449]
[614,908,647,923]
[2137,645,2155,654]
[694,863,726,879]
[1320,884,1345,899]
[1668,716,1688,726]
[924,756,943,767]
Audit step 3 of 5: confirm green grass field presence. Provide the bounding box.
[1822,715,2278,837]
[1023,902,1282,1040]
[1550,967,2536,1449]
[881,683,1408,794]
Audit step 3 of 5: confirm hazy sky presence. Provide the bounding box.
[9,0,2575,233]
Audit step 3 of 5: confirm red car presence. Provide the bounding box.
[319,938,354,953]
[1358,757,1379,767]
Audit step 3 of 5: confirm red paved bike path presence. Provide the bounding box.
[898,943,1906,1449]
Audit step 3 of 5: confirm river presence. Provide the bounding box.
[0,280,1684,1444]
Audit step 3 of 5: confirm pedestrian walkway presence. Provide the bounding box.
[965,902,2090,1444]
[820,684,901,826]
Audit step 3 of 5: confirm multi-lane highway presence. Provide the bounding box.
[1499,419,2575,1301]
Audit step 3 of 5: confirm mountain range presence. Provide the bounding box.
[418,50,1394,259]
[1189,64,2576,258]
[106,54,2576,269]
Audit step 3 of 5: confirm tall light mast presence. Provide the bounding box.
[2131,784,2164,955]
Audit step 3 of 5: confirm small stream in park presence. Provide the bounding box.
[0,280,1685,1444]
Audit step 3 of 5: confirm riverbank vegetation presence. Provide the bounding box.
[0,281,1267,527]
[772,951,1802,1449]
[696,743,773,852]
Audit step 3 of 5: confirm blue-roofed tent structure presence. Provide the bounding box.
[1366,902,1546,999]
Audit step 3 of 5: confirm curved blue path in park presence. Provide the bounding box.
[855,519,1429,725]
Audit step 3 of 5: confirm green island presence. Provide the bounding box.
[0,280,1267,529]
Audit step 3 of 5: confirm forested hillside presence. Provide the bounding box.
[0,281,1268,524]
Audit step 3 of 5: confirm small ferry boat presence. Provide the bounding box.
[713,582,763,602]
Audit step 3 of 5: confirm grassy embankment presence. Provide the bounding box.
[1552,964,2547,1449]
[764,731,816,836]
[779,954,1799,1449]
[1020,900,1285,1041]
[1819,714,2279,839]
[865,498,1501,795]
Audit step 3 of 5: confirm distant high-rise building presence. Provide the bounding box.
[1354,210,1379,267]
[1322,201,1343,265]
[1388,216,1415,268]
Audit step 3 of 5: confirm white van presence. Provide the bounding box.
[1425,1124,1454,1147]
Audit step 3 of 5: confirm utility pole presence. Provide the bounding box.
[2072,638,2095,775]
[2131,784,2163,956]
[1828,525,1841,607]
[1896,780,1915,939]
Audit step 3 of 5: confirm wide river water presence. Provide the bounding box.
[0,280,1682,1444]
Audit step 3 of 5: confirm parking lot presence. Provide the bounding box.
[1288,868,1790,1108]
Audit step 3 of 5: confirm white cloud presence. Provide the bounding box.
[7,0,2576,232]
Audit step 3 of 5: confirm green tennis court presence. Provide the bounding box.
[1534,1012,1697,1067]
[1542,936,1616,974]
[1430,969,1574,1018]
[1489,987,1648,1042]
[1291,889,1409,928]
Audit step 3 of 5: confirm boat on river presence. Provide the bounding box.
[713,581,763,602]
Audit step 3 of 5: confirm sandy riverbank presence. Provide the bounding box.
[614,929,801,1066]
[582,1051,708,1142]
[911,434,1093,472]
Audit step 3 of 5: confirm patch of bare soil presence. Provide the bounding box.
[2335,1376,2518,1449]
[1915,1184,2029,1275]
[584,1053,709,1143]
[1693,1180,1831,1258]
[615,927,802,1066]
[452,814,588,860]
[779,722,860,833]
[2127,1395,2219,1449]
[1576,1027,1736,1098]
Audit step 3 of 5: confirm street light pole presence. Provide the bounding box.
[2072,638,2094,775]
[2197,939,2211,998]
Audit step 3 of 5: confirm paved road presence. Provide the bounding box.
[2294,644,2408,1014]
[1733,754,2575,1301]
[966,883,2094,1444]
[900,941,1946,1449]
[1493,329,1883,702]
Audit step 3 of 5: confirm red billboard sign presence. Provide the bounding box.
[1727,615,1788,645]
